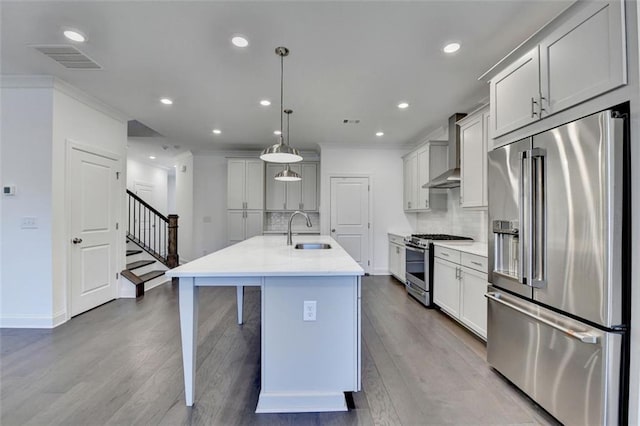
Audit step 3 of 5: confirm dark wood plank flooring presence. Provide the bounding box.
[1,275,558,425]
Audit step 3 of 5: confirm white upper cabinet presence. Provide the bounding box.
[489,0,626,138]
[490,47,541,137]
[539,0,626,116]
[265,162,318,211]
[227,158,264,210]
[265,164,287,211]
[403,152,417,211]
[459,106,489,208]
[403,141,447,212]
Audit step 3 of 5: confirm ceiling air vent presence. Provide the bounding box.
[342,119,360,124]
[32,45,102,69]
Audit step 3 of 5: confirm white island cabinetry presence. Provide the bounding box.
[433,243,488,340]
[166,236,364,413]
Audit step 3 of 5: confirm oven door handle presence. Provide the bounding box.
[405,245,425,253]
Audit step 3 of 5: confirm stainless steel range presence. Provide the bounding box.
[404,233,473,307]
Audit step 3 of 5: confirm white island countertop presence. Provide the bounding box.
[433,241,488,257]
[166,235,364,278]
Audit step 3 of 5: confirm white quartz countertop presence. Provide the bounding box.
[432,241,488,257]
[387,230,411,238]
[166,235,364,278]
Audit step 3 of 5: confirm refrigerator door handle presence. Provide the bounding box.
[518,151,528,285]
[485,292,598,344]
[531,148,546,288]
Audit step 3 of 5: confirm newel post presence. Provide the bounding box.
[167,214,179,271]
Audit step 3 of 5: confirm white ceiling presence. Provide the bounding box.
[1,1,572,158]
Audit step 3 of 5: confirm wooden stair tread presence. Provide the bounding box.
[126,260,155,271]
[137,270,166,282]
[126,249,142,256]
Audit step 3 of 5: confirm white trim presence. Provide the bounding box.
[1,75,128,122]
[0,314,64,329]
[327,174,373,274]
[1,75,55,88]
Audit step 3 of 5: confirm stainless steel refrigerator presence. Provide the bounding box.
[487,109,630,425]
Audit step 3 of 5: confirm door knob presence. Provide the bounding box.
[72,237,83,244]
[331,229,336,233]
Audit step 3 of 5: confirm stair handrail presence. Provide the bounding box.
[126,189,178,268]
[127,189,168,221]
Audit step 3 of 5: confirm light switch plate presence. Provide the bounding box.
[3,185,16,196]
[21,217,38,229]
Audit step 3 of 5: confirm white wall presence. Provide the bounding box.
[0,84,55,327]
[192,154,229,257]
[175,151,194,262]
[51,84,127,322]
[126,157,169,215]
[320,146,414,275]
[167,173,176,214]
[416,189,487,242]
[0,77,127,327]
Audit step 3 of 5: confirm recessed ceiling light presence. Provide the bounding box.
[260,100,271,106]
[397,102,409,109]
[231,36,249,48]
[149,156,156,160]
[376,131,384,137]
[63,29,86,43]
[443,42,461,53]
[160,98,173,105]
[274,130,282,135]
[212,129,222,134]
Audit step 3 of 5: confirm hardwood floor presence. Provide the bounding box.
[1,275,558,425]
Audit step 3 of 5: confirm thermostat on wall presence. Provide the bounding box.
[3,185,16,196]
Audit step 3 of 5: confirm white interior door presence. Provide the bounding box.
[69,146,119,316]
[330,177,370,273]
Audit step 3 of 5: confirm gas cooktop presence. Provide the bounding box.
[405,233,473,248]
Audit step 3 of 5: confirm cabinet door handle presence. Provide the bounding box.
[284,202,286,210]
[408,201,412,209]
[425,200,428,208]
[539,94,547,116]
[530,97,538,118]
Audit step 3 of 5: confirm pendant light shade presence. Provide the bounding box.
[260,47,303,164]
[275,164,301,181]
[275,109,301,181]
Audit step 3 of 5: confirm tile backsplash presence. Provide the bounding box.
[265,212,320,232]
[416,188,487,242]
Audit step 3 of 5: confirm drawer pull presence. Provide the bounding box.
[471,261,483,266]
[441,252,449,257]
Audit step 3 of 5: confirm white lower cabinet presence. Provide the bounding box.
[388,234,406,283]
[433,258,460,317]
[433,246,488,340]
[228,210,264,245]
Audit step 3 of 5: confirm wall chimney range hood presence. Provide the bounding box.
[424,113,466,189]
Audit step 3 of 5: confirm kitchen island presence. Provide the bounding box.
[165,235,364,413]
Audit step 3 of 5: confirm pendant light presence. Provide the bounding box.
[275,109,302,181]
[260,47,303,164]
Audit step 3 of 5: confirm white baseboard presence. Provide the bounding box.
[371,268,391,276]
[0,313,65,329]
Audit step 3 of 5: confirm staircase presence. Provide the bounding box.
[122,190,179,297]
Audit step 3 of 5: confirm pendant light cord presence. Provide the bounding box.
[280,53,285,146]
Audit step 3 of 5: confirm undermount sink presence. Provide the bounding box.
[294,243,332,250]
